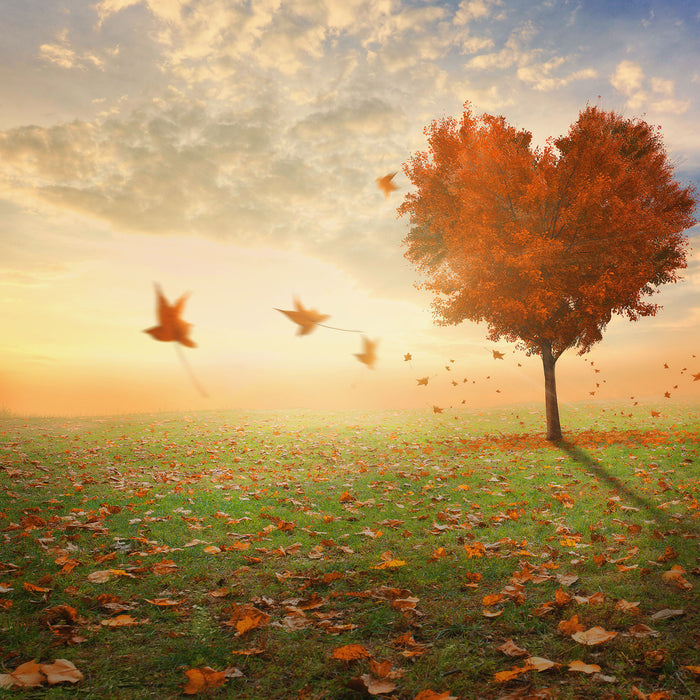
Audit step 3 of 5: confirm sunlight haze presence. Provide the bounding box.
[1,0,698,417]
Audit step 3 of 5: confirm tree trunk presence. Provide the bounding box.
[541,342,562,441]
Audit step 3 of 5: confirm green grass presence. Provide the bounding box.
[0,403,698,699]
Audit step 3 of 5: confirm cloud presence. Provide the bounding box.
[38,29,110,70]
[610,60,690,113]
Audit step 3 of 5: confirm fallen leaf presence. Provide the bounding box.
[332,644,371,661]
[413,690,457,700]
[568,659,601,674]
[571,626,617,645]
[40,659,83,685]
[497,639,529,658]
[183,666,227,695]
[0,660,44,689]
[347,673,396,695]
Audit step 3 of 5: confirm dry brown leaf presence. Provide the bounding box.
[526,657,558,672]
[40,659,83,685]
[493,665,529,683]
[571,626,617,645]
[413,691,457,700]
[347,673,396,695]
[497,639,529,658]
[568,659,601,674]
[557,614,585,635]
[0,660,45,689]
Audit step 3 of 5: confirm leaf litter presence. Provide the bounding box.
[0,405,697,698]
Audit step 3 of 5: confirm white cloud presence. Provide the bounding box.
[610,60,690,114]
[38,29,106,70]
[454,0,502,26]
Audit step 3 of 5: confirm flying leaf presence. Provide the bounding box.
[432,406,443,414]
[376,172,398,198]
[275,297,330,336]
[417,377,429,386]
[404,353,412,361]
[492,350,505,359]
[355,336,378,369]
[144,283,196,348]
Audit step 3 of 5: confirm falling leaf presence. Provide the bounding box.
[568,660,601,674]
[376,172,398,198]
[275,298,330,336]
[492,350,505,359]
[571,626,617,645]
[355,336,378,368]
[182,667,227,695]
[404,353,412,361]
[432,406,443,414]
[417,376,429,385]
[144,283,196,347]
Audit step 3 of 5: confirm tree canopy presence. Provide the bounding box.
[399,103,697,439]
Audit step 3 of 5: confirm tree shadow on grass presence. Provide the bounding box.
[556,439,697,534]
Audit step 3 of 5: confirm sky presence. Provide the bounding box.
[1,0,699,418]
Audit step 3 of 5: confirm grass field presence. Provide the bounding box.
[0,403,698,699]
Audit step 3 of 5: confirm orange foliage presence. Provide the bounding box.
[144,284,196,347]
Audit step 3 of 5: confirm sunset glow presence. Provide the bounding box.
[1,0,698,417]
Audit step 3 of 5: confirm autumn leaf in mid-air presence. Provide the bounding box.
[355,336,378,368]
[492,350,505,359]
[144,284,196,347]
[275,297,330,336]
[417,377,429,386]
[376,172,398,198]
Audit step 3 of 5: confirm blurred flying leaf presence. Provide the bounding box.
[355,337,378,369]
[144,283,196,348]
[376,172,398,198]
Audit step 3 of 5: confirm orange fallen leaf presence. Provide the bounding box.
[557,615,585,635]
[347,673,396,695]
[182,666,227,695]
[40,659,83,685]
[571,626,617,645]
[332,644,371,661]
[0,660,45,689]
[497,639,529,658]
[101,614,142,627]
[526,657,558,672]
[145,598,183,607]
[568,659,601,674]
[413,691,457,700]
[493,665,529,683]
